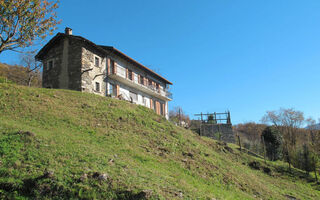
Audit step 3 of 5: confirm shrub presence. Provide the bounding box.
[0,76,14,84]
[262,126,282,161]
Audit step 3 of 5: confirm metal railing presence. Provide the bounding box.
[145,84,172,99]
[165,90,173,99]
[110,66,172,99]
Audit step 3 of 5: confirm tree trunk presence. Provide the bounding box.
[286,144,292,172]
[303,144,310,176]
[27,74,33,87]
[313,157,318,182]
[261,136,267,164]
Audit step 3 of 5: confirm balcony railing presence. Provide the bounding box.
[109,65,172,99]
[165,91,173,99]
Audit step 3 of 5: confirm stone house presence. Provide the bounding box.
[35,28,172,119]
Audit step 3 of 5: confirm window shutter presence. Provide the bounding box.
[113,61,117,74]
[162,103,165,116]
[150,99,153,109]
[107,58,111,75]
[116,85,119,97]
[158,102,161,115]
[154,101,158,114]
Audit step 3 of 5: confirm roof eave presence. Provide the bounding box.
[101,46,172,85]
[35,33,173,85]
[35,33,63,60]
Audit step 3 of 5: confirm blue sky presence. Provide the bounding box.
[1,0,320,124]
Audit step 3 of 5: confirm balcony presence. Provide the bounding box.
[108,66,172,101]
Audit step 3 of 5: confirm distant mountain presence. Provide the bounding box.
[306,123,320,130]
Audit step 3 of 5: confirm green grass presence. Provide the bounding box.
[0,83,319,199]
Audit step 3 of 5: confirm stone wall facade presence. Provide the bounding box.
[81,45,107,96]
[200,123,235,143]
[42,37,82,90]
[67,38,83,91]
[42,38,64,88]
[38,31,172,119]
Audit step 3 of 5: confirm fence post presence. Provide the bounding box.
[261,136,267,164]
[237,135,242,152]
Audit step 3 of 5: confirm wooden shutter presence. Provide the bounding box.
[116,85,119,97]
[162,103,165,116]
[154,101,159,115]
[113,61,117,74]
[150,99,153,109]
[158,102,161,115]
[107,58,111,75]
[138,75,141,83]
[126,68,129,79]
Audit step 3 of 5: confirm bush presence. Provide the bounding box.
[0,76,14,84]
[262,126,282,161]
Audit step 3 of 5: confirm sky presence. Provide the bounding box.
[1,0,320,124]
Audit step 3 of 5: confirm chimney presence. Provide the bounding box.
[65,27,72,35]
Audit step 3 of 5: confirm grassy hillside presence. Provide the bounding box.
[0,83,319,199]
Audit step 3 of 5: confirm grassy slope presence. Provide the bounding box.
[0,84,319,199]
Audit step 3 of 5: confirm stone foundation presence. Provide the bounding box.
[200,123,235,143]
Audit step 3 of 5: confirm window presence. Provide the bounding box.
[148,79,153,86]
[109,83,113,95]
[110,59,115,74]
[160,102,164,116]
[143,96,147,106]
[47,60,54,71]
[154,100,157,111]
[139,75,144,85]
[129,91,137,102]
[95,56,100,67]
[109,83,116,96]
[128,69,133,80]
[95,82,100,92]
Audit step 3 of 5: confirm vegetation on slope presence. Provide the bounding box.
[0,83,319,199]
[0,62,41,87]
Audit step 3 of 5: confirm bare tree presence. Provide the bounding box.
[306,117,320,182]
[169,106,190,128]
[262,108,304,145]
[20,53,42,86]
[261,108,305,171]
